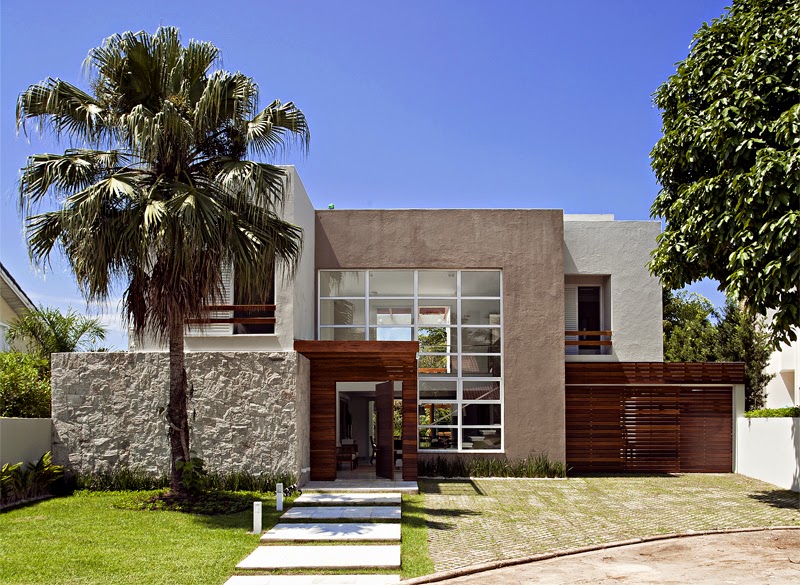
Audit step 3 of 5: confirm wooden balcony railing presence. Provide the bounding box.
[186,304,276,325]
[565,330,612,347]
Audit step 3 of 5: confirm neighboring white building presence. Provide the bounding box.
[0,262,35,352]
[764,333,799,408]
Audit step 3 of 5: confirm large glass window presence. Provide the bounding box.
[318,269,503,453]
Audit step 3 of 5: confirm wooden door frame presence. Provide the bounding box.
[295,340,419,481]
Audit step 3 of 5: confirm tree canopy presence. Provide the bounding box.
[650,0,799,346]
[663,290,773,410]
[6,306,106,362]
[16,27,309,492]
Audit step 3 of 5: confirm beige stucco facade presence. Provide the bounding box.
[315,209,567,462]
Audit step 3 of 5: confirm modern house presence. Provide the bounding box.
[51,169,745,483]
[0,262,35,352]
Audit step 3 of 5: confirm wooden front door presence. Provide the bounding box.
[375,381,394,480]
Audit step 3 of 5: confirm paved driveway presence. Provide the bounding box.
[419,474,800,572]
[424,529,800,584]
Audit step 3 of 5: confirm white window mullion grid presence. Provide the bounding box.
[318,269,503,453]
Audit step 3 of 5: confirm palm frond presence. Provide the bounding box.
[246,99,310,159]
[17,79,107,142]
[19,149,130,208]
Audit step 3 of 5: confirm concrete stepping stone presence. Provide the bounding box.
[293,493,401,506]
[261,523,401,542]
[236,544,401,569]
[224,576,400,585]
[281,506,400,521]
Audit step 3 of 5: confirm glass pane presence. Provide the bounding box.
[461,299,501,326]
[370,298,414,325]
[462,381,501,400]
[460,354,501,377]
[319,327,366,340]
[418,403,459,426]
[320,299,365,325]
[462,271,501,297]
[319,271,365,297]
[418,327,456,353]
[418,271,457,296]
[462,428,502,450]
[462,328,501,353]
[462,403,501,426]
[418,380,457,400]
[418,354,458,376]
[369,271,413,296]
[418,299,457,325]
[419,427,458,450]
[369,327,413,341]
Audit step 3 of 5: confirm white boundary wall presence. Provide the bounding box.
[736,417,800,492]
[0,418,52,467]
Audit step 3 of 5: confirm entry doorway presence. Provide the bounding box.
[336,381,403,480]
[295,339,419,482]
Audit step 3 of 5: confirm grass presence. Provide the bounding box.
[0,490,434,583]
[0,490,284,585]
[401,493,435,578]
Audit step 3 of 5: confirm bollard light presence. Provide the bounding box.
[252,501,262,534]
[276,482,284,511]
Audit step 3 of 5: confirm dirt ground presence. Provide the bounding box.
[432,529,800,585]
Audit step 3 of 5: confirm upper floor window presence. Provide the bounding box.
[565,277,611,355]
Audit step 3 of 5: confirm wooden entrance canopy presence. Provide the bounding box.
[295,340,419,481]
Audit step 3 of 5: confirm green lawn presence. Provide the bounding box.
[0,490,274,585]
[1,490,434,584]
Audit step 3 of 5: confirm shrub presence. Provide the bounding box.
[745,407,800,418]
[71,465,295,494]
[0,352,51,417]
[418,452,566,478]
[1,451,64,507]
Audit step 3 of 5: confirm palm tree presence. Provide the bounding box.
[6,306,107,363]
[17,27,309,492]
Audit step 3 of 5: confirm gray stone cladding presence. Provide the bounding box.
[51,351,310,482]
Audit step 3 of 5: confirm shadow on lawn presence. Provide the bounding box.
[419,479,487,495]
[748,489,800,511]
[403,497,479,531]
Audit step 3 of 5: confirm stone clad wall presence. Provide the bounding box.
[51,351,310,482]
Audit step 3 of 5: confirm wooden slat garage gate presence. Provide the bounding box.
[565,363,745,473]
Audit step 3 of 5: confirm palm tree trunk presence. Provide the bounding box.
[168,322,190,493]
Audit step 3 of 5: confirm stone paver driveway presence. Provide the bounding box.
[419,474,800,572]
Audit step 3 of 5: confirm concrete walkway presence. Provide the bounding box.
[419,529,800,585]
[227,492,403,585]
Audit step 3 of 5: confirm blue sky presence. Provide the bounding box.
[0,0,731,349]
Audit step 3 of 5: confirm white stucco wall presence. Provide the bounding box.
[276,166,316,350]
[736,417,800,492]
[0,418,52,467]
[764,334,799,408]
[563,217,663,362]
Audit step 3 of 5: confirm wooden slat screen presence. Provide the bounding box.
[679,388,733,473]
[566,385,732,473]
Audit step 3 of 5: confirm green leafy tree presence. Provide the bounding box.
[715,298,774,410]
[6,307,106,364]
[650,0,799,346]
[16,28,308,492]
[663,289,718,362]
[0,353,51,418]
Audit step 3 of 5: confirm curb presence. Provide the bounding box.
[400,525,800,584]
